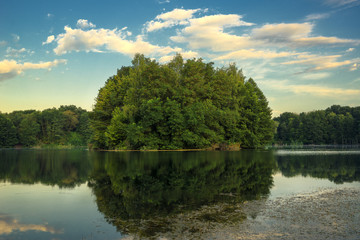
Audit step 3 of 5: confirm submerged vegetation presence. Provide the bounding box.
[91,54,274,150]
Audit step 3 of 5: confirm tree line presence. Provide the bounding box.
[274,105,360,145]
[0,105,92,148]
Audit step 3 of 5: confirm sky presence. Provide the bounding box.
[0,0,359,116]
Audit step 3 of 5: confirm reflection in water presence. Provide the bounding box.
[0,149,92,187]
[88,151,276,238]
[1,149,360,239]
[0,214,62,235]
[276,151,360,184]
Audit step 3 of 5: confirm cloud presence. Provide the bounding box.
[159,50,198,63]
[305,13,331,21]
[0,59,67,81]
[48,9,360,75]
[0,214,62,235]
[170,14,254,51]
[346,47,355,52]
[324,0,359,7]
[170,15,359,55]
[214,49,297,60]
[0,40,7,46]
[146,8,201,32]
[47,13,54,18]
[300,72,331,80]
[43,35,55,45]
[282,54,358,71]
[52,25,188,58]
[251,23,359,47]
[261,80,360,98]
[5,47,28,58]
[76,19,96,29]
[350,63,358,71]
[12,34,20,42]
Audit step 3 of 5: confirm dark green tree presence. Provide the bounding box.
[275,105,360,145]
[0,113,18,147]
[18,114,40,146]
[91,54,274,150]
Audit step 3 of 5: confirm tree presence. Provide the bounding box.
[275,105,360,145]
[91,54,275,150]
[0,114,18,147]
[18,114,40,146]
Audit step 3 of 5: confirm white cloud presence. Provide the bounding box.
[159,50,198,63]
[42,35,55,45]
[170,16,359,57]
[47,10,360,76]
[0,40,7,46]
[346,47,355,52]
[52,26,184,57]
[251,23,359,47]
[12,34,20,42]
[0,59,67,81]
[6,47,25,56]
[76,19,96,29]
[47,13,54,18]
[5,47,34,58]
[146,8,201,32]
[170,14,254,51]
[261,79,360,97]
[325,0,358,7]
[214,49,297,60]
[350,63,358,71]
[300,72,331,80]
[282,54,358,71]
[305,13,331,21]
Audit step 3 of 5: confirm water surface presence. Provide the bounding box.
[0,149,359,239]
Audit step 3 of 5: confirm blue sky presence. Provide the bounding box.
[0,0,359,116]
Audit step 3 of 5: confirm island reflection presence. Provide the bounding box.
[88,151,276,238]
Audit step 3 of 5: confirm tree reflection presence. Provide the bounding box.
[88,151,276,238]
[0,149,92,188]
[276,153,360,184]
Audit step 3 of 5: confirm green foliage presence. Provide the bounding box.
[0,114,18,147]
[18,114,40,146]
[277,152,360,184]
[0,150,92,187]
[91,54,275,149]
[275,105,360,145]
[1,105,92,148]
[88,151,276,237]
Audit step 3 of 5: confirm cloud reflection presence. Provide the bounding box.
[0,214,62,235]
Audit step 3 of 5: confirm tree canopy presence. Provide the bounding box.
[0,105,92,148]
[91,54,275,150]
[274,105,360,145]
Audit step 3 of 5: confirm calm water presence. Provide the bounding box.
[0,149,359,239]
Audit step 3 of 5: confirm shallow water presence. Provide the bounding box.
[0,149,359,239]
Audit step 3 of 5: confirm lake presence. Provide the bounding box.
[0,149,359,240]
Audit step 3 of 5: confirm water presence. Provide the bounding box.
[0,149,359,239]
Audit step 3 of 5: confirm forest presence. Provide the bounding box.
[274,105,360,145]
[91,54,274,150]
[0,105,91,148]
